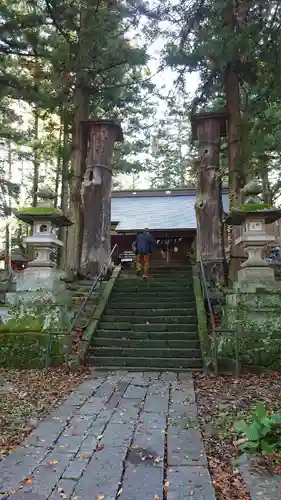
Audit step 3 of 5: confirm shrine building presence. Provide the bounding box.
[111,187,229,265]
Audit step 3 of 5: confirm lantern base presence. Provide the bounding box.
[237,266,275,283]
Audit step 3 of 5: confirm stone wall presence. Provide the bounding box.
[219,282,281,370]
[0,291,72,369]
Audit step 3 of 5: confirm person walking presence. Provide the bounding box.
[133,228,155,279]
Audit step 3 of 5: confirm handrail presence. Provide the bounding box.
[197,254,219,375]
[67,244,118,337]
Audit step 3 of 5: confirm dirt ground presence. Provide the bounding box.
[195,372,281,500]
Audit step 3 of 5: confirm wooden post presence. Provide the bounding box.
[191,111,227,284]
[80,119,123,277]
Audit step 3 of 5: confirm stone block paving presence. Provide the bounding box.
[0,371,215,499]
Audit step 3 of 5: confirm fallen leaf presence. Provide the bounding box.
[46,459,58,465]
[22,476,33,484]
[96,495,105,500]
[164,480,170,495]
[0,367,90,459]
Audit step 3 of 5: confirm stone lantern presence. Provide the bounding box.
[5,187,73,315]
[225,180,281,283]
[0,189,74,369]
[12,188,72,293]
[220,180,281,370]
[15,188,72,270]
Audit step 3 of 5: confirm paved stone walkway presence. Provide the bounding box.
[0,371,215,500]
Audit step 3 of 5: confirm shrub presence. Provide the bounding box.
[235,402,281,454]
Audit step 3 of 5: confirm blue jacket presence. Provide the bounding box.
[135,232,155,255]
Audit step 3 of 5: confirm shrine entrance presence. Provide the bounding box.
[111,230,195,267]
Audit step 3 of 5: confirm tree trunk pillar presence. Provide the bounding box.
[80,120,123,277]
[191,111,227,285]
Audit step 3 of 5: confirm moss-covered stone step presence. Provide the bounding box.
[92,338,201,349]
[118,276,193,283]
[101,315,197,324]
[98,322,198,332]
[116,282,193,290]
[87,356,202,369]
[105,308,196,316]
[110,291,195,299]
[95,330,199,340]
[117,279,193,286]
[109,295,195,309]
[92,346,202,358]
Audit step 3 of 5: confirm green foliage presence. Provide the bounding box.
[158,0,281,200]
[0,0,157,210]
[235,402,281,454]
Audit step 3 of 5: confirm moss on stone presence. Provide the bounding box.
[192,267,211,367]
[0,331,68,368]
[238,203,272,212]
[16,206,62,215]
[0,315,43,333]
[221,287,281,370]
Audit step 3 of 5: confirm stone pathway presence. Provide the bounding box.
[0,371,215,500]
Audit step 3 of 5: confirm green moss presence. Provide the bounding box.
[16,206,62,215]
[192,267,211,368]
[0,332,67,368]
[0,315,43,333]
[221,289,281,370]
[238,203,272,212]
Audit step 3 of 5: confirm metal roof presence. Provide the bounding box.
[111,190,229,231]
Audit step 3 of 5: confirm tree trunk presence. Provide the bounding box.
[4,141,12,271]
[192,113,227,285]
[223,0,246,281]
[54,117,63,208]
[225,63,244,206]
[32,107,40,207]
[260,155,272,204]
[59,114,70,268]
[80,120,122,277]
[65,87,89,273]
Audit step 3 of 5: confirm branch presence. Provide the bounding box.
[190,69,220,114]
[125,0,168,20]
[0,44,47,58]
[44,0,72,44]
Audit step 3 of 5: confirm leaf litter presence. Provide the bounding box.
[195,372,281,500]
[0,366,90,459]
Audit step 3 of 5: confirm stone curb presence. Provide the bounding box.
[192,266,211,371]
[68,266,121,370]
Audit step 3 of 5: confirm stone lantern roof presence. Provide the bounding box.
[224,180,281,226]
[13,188,72,227]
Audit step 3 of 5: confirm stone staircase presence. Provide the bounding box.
[86,266,203,371]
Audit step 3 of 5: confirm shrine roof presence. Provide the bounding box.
[111,187,229,231]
